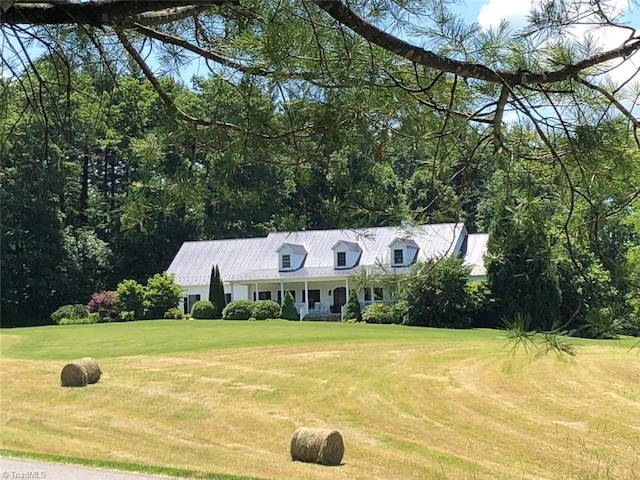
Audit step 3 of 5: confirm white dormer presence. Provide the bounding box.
[388,237,419,267]
[331,240,362,270]
[276,243,307,271]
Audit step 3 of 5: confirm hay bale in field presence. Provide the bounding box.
[60,357,102,387]
[290,427,344,466]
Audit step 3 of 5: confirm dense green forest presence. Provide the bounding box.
[1,0,639,332]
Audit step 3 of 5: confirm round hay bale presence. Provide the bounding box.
[60,363,88,387]
[290,427,344,466]
[60,357,101,387]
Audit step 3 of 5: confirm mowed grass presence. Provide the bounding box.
[1,320,639,480]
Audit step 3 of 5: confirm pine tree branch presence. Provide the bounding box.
[575,76,640,130]
[6,0,640,90]
[312,0,640,86]
[493,85,510,152]
[2,0,236,26]
[116,29,250,132]
[132,21,275,77]
[116,29,314,139]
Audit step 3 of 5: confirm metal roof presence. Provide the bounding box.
[276,243,308,254]
[167,223,468,286]
[389,237,420,248]
[331,240,363,252]
[464,233,489,277]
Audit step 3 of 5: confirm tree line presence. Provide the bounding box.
[1,57,638,334]
[1,0,639,332]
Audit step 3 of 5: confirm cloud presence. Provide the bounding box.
[478,0,631,30]
[477,0,533,30]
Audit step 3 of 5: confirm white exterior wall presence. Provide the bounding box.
[180,285,209,313]
[182,285,209,300]
[180,285,233,303]
[232,284,249,300]
[406,245,419,264]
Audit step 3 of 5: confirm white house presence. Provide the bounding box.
[167,223,488,318]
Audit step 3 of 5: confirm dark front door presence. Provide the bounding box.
[186,294,201,314]
[332,287,346,313]
[307,289,321,309]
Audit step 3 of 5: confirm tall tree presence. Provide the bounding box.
[208,265,226,314]
[486,194,562,331]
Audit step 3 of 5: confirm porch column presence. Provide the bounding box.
[255,283,259,301]
[345,278,351,305]
[304,280,309,312]
[280,282,284,304]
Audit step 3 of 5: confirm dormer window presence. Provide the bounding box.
[277,243,307,271]
[331,240,362,270]
[389,237,419,267]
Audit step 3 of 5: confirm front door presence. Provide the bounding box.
[186,294,201,314]
[307,289,321,309]
[333,287,346,313]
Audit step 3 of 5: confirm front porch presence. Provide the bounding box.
[228,278,388,321]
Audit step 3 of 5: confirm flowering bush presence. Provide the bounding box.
[88,291,121,320]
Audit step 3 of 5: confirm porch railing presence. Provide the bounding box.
[296,303,308,321]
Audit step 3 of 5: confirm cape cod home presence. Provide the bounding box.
[167,222,488,319]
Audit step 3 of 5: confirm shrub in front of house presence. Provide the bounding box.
[222,300,254,320]
[59,312,99,325]
[118,310,136,322]
[280,292,299,320]
[88,291,122,321]
[115,279,145,319]
[252,300,281,320]
[362,303,395,324]
[191,300,217,319]
[51,304,89,325]
[402,256,472,328]
[465,280,494,328]
[343,290,362,322]
[144,272,184,319]
[392,300,408,324]
[164,307,185,319]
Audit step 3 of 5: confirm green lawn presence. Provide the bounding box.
[0,319,509,360]
[1,320,639,480]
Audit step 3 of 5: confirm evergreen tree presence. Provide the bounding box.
[208,265,226,317]
[280,292,299,321]
[208,265,216,307]
[486,197,561,331]
[343,290,362,322]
